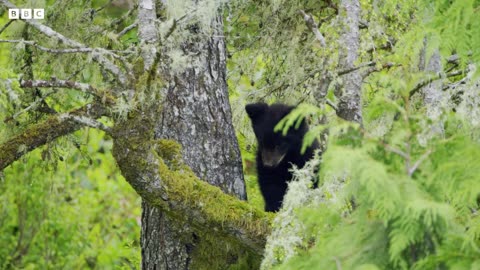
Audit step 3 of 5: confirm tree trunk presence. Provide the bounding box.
[336,0,363,124]
[140,14,247,269]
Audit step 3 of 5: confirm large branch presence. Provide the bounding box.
[0,103,107,171]
[112,121,272,254]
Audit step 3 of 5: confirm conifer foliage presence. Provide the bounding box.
[238,0,480,269]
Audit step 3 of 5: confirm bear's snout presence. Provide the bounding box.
[261,149,286,167]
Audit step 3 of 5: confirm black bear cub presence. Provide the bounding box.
[246,103,319,212]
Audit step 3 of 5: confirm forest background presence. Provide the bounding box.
[1,0,480,269]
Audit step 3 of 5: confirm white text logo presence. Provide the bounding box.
[8,9,44,20]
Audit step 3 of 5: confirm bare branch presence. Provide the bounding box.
[0,103,108,171]
[0,20,14,35]
[361,129,409,159]
[299,10,326,47]
[0,39,93,53]
[4,91,54,123]
[118,21,138,37]
[360,62,399,78]
[0,0,129,84]
[19,79,100,98]
[59,114,112,135]
[409,70,464,98]
[408,150,432,177]
[338,61,375,76]
[326,98,338,112]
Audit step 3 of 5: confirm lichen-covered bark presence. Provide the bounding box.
[418,38,444,136]
[336,0,363,124]
[135,3,247,267]
[423,49,443,121]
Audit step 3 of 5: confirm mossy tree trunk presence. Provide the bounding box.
[0,0,268,268]
[136,2,247,269]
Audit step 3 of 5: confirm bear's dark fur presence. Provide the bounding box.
[245,102,319,212]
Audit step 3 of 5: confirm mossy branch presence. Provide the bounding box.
[112,129,272,254]
[0,103,107,171]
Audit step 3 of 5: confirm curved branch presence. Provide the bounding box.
[112,122,272,254]
[0,103,107,171]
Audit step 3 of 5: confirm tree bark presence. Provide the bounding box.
[1,1,262,267]
[418,38,444,137]
[336,0,363,124]
[138,12,247,270]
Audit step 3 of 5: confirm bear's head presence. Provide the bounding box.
[245,102,307,167]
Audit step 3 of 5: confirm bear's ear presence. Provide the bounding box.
[245,103,268,121]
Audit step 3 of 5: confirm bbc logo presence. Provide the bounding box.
[8,9,45,20]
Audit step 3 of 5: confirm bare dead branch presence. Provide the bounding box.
[19,79,100,97]
[408,149,432,177]
[409,70,464,98]
[338,61,375,76]
[118,21,138,37]
[360,62,399,78]
[299,10,326,47]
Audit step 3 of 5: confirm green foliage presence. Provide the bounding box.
[0,129,141,269]
[261,94,480,268]
[235,0,480,268]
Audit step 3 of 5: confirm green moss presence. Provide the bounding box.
[188,229,262,270]
[156,139,182,166]
[153,139,273,269]
[156,148,271,236]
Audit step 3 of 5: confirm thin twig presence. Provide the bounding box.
[96,0,113,12]
[409,70,464,98]
[408,149,432,177]
[4,91,54,123]
[118,21,138,37]
[0,20,13,35]
[338,61,375,76]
